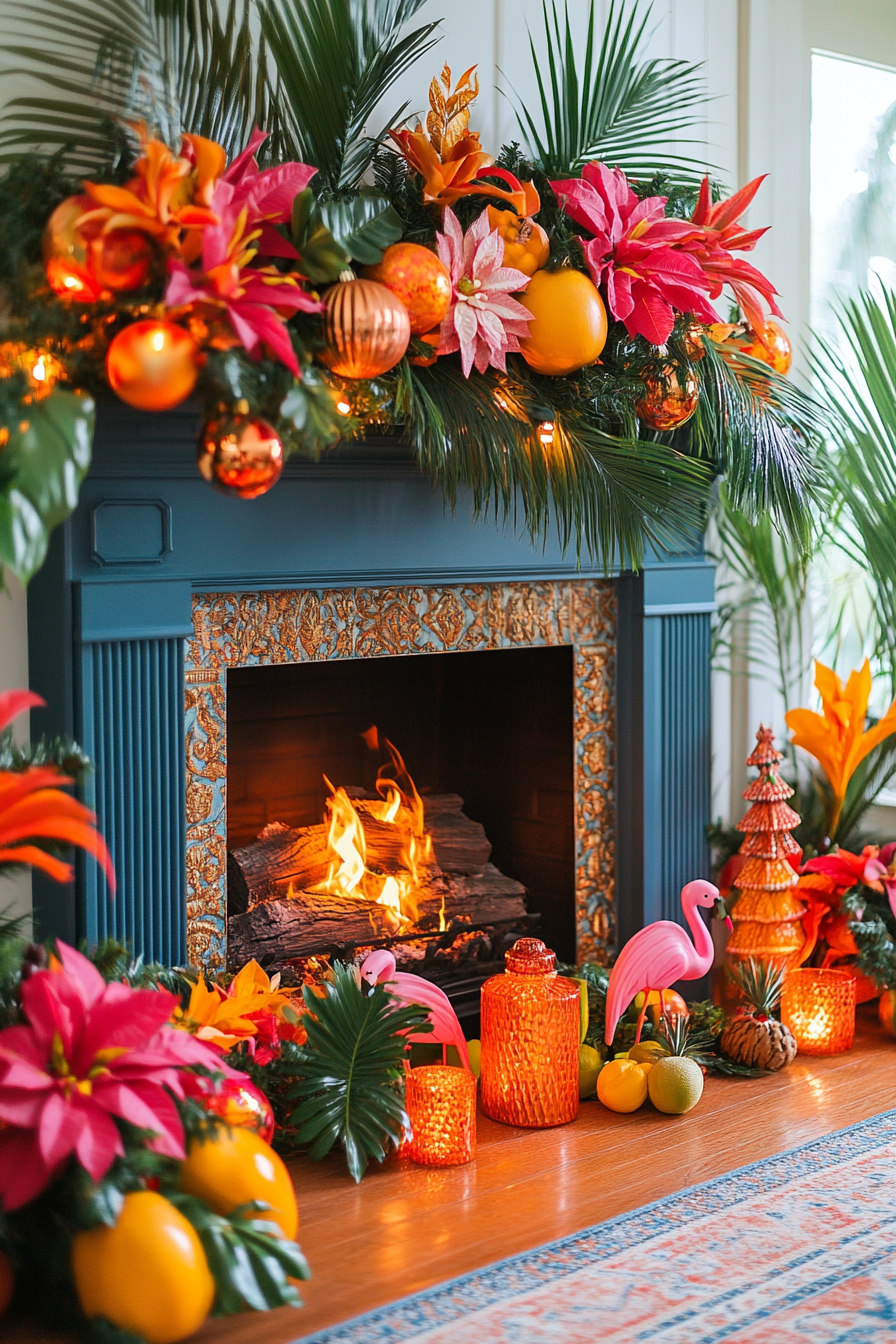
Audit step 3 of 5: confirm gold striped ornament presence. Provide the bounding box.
[319,273,411,378]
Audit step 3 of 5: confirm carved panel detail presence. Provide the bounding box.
[185,580,617,970]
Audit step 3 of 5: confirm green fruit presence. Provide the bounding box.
[647,1056,704,1114]
[629,1040,665,1064]
[578,1044,602,1098]
[466,1039,481,1079]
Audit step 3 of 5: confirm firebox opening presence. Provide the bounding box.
[226,645,576,961]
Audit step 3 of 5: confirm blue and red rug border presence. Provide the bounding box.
[295,1108,896,1343]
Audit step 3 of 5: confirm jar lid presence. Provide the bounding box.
[505,938,556,975]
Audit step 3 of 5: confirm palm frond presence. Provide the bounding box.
[397,357,712,570]
[812,289,896,695]
[0,0,270,172]
[257,0,441,194]
[510,0,712,181]
[287,962,431,1182]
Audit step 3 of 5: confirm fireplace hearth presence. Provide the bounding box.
[26,408,715,968]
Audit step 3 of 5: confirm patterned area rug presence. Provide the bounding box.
[299,1110,896,1344]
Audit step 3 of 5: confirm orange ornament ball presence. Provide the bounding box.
[43,194,103,301]
[364,244,451,336]
[184,1071,275,1142]
[879,988,896,1037]
[107,320,199,411]
[518,269,607,376]
[319,277,410,378]
[91,229,155,292]
[197,416,284,499]
[635,365,699,431]
[735,319,792,376]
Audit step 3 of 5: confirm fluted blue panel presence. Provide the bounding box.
[659,613,712,924]
[78,638,186,964]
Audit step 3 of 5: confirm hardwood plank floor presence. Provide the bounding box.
[4,1008,893,1344]
[197,1005,896,1343]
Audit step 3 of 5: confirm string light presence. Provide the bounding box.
[336,398,352,416]
[538,419,555,446]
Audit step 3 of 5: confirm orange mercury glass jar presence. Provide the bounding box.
[404,1064,477,1166]
[781,966,856,1055]
[480,937,579,1127]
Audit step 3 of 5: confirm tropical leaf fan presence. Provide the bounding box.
[510,0,712,181]
[287,963,431,1183]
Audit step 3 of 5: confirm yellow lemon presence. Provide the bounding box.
[72,1191,215,1344]
[647,1056,704,1114]
[578,1043,602,1098]
[629,1040,666,1064]
[466,1039,482,1078]
[179,1128,298,1240]
[518,268,607,375]
[596,1058,648,1113]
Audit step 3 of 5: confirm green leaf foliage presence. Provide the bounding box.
[511,0,712,181]
[256,0,441,193]
[316,192,405,265]
[169,1192,310,1313]
[0,388,94,585]
[287,962,431,1182]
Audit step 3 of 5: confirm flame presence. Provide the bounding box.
[311,735,437,929]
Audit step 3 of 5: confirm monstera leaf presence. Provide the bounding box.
[290,188,404,283]
[287,963,431,1182]
[0,389,94,584]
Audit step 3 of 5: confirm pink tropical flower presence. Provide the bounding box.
[0,942,225,1211]
[550,162,718,345]
[435,208,532,377]
[681,176,783,340]
[219,128,318,261]
[165,175,323,375]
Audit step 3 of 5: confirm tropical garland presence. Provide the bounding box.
[0,0,821,585]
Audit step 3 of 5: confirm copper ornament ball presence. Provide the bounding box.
[198,416,284,499]
[319,277,411,378]
[635,365,700,431]
[106,319,199,411]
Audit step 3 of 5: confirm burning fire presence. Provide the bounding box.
[311,731,437,929]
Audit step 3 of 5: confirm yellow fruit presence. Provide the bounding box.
[596,1058,648,1113]
[71,1191,214,1344]
[518,269,607,376]
[179,1128,298,1240]
[628,1040,666,1064]
[647,1056,704,1114]
[578,1043,602,1098]
[633,989,689,1027]
[466,1039,482,1078]
[575,978,589,1042]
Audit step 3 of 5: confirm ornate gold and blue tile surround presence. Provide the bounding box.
[26,406,716,967]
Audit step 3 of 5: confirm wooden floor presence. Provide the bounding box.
[191,1005,896,1344]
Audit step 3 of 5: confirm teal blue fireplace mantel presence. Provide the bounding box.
[27,404,714,963]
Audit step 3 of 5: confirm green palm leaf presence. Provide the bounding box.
[0,0,270,171]
[287,963,431,1182]
[257,0,441,194]
[510,0,712,181]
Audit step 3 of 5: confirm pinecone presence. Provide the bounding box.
[719,959,797,1071]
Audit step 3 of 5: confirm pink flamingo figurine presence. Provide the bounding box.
[359,950,471,1070]
[604,880,733,1046]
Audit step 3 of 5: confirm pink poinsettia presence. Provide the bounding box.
[165,174,323,375]
[435,208,532,377]
[550,162,718,345]
[680,175,783,340]
[0,942,226,1211]
[218,128,317,261]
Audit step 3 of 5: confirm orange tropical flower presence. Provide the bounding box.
[79,129,221,256]
[785,660,896,831]
[172,958,297,1053]
[0,691,115,889]
[390,64,538,215]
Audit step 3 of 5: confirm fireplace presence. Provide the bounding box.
[26,406,715,969]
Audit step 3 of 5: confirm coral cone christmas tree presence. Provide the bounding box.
[726,726,806,968]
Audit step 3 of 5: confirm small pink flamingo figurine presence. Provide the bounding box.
[604,880,733,1046]
[360,950,471,1070]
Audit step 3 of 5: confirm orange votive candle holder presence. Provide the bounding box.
[781,966,856,1055]
[404,1064,477,1166]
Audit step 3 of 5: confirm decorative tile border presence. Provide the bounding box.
[297,1109,896,1344]
[184,581,616,969]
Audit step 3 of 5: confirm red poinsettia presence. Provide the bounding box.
[549,162,718,345]
[796,845,893,967]
[0,943,225,1210]
[680,176,783,340]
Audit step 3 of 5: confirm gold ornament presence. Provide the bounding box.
[635,365,699,431]
[197,416,284,499]
[319,276,410,378]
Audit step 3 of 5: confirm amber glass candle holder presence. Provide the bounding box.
[404,1065,477,1167]
[781,967,856,1055]
[480,937,579,1128]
